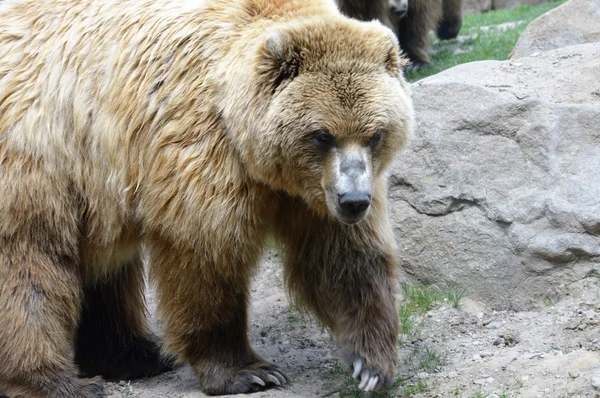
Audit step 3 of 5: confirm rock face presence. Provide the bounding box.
[510,0,600,58]
[390,43,600,310]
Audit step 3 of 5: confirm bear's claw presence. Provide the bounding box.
[350,357,391,392]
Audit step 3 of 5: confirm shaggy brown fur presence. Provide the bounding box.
[337,0,463,69]
[0,0,414,396]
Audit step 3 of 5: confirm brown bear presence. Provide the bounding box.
[336,0,464,70]
[0,0,414,396]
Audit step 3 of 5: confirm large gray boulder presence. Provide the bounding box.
[391,43,600,310]
[510,0,600,58]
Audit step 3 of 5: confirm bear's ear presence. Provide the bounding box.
[257,29,301,92]
[383,31,408,77]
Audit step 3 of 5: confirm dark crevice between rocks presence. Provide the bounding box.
[532,247,600,265]
[398,196,482,217]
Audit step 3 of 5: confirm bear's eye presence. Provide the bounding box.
[370,131,383,146]
[313,130,336,148]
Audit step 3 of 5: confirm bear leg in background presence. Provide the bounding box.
[396,0,442,70]
[437,0,463,40]
[147,236,287,395]
[276,195,399,392]
[335,0,395,31]
[74,256,173,381]
[0,170,104,398]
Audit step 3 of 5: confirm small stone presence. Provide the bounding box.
[448,371,458,378]
[531,51,541,57]
[493,337,504,346]
[416,372,429,379]
[569,371,580,379]
[473,377,493,385]
[118,381,126,387]
[472,354,482,360]
[479,351,493,358]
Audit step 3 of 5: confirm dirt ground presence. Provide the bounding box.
[106,250,600,398]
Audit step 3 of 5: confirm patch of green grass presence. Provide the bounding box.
[402,379,427,395]
[405,0,566,81]
[415,346,447,372]
[398,282,467,338]
[402,284,441,313]
[398,283,441,340]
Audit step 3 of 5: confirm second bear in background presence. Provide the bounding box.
[336,0,463,70]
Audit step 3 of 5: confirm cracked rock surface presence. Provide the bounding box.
[391,42,600,310]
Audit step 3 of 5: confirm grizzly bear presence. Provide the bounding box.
[0,0,414,396]
[336,0,464,69]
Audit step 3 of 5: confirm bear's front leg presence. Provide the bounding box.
[277,197,399,392]
[147,236,287,395]
[337,271,398,392]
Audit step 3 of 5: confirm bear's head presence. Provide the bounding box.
[250,17,413,224]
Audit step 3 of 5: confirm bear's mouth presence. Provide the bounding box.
[325,189,371,225]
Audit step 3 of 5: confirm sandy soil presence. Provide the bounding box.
[105,251,600,398]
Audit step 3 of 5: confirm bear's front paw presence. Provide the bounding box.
[349,355,393,392]
[198,361,288,395]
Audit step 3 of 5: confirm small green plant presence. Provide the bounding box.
[513,376,525,389]
[402,379,426,395]
[418,346,446,372]
[543,297,557,306]
[442,281,467,308]
[121,381,132,398]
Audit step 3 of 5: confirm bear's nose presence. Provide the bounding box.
[339,191,371,215]
[391,4,408,16]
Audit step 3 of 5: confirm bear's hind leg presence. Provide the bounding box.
[0,247,104,398]
[148,237,288,395]
[0,168,104,398]
[75,256,173,381]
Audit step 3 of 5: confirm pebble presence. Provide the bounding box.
[485,322,501,329]
[472,354,482,360]
[569,371,580,379]
[416,372,429,379]
[493,337,504,346]
[448,371,458,378]
[479,351,493,358]
[473,377,493,385]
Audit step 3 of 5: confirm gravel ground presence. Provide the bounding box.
[105,251,600,398]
